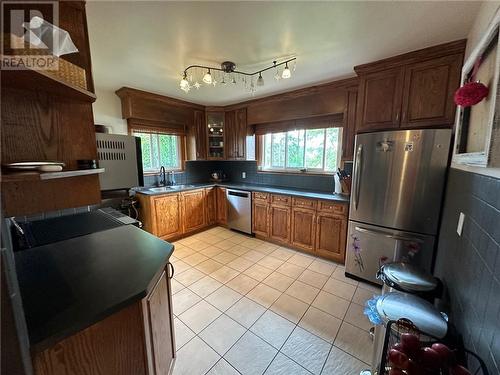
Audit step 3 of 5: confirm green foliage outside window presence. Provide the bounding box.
[133,131,180,172]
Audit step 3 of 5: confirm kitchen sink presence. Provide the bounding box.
[147,185,197,193]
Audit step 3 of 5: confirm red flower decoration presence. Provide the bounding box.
[454,81,489,107]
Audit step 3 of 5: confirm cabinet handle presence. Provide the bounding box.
[167,262,175,279]
[395,112,400,122]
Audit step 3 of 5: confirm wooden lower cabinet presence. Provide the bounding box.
[315,213,347,263]
[253,193,348,263]
[205,187,217,225]
[153,194,183,240]
[269,204,291,244]
[33,267,175,375]
[252,200,269,237]
[291,207,316,252]
[182,190,206,233]
[216,187,227,225]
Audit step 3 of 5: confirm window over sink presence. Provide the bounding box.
[260,127,342,173]
[132,130,182,173]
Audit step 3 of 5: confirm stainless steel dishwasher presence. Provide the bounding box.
[226,189,252,234]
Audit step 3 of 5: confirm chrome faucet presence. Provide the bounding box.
[167,171,176,186]
[159,166,166,186]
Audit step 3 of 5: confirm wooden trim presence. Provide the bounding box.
[128,119,186,135]
[354,39,466,74]
[116,87,205,112]
[254,113,343,135]
[224,77,359,110]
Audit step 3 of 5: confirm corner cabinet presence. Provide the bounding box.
[354,40,465,133]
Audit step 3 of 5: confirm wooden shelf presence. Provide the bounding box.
[1,168,105,183]
[1,66,97,103]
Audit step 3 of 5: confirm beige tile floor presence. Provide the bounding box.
[170,226,381,375]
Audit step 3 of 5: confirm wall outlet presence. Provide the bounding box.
[242,172,246,179]
[456,212,465,236]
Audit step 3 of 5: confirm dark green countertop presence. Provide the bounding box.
[15,225,174,352]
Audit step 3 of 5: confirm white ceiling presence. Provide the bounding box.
[86,1,481,106]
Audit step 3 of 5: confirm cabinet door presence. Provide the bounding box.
[194,110,207,160]
[252,201,269,237]
[357,68,404,132]
[291,207,316,253]
[315,213,347,263]
[205,187,217,225]
[400,54,462,128]
[153,194,182,239]
[216,187,227,224]
[224,111,236,159]
[144,270,175,375]
[269,205,291,244]
[342,87,357,161]
[182,190,206,233]
[235,108,247,159]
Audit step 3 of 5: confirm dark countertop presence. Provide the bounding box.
[15,225,174,352]
[135,182,350,204]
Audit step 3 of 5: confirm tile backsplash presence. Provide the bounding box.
[144,160,343,193]
[434,168,500,374]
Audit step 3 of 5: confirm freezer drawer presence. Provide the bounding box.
[345,221,435,285]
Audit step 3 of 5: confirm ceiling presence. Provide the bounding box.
[86,1,481,106]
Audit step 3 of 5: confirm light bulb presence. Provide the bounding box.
[203,69,212,84]
[282,64,291,79]
[180,73,189,91]
[257,73,264,86]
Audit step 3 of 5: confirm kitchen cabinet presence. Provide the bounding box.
[291,206,316,252]
[153,194,183,240]
[252,193,348,263]
[206,110,225,159]
[342,85,358,161]
[315,213,347,263]
[252,192,270,237]
[142,269,175,375]
[400,54,462,128]
[356,67,405,132]
[269,204,291,244]
[354,40,465,133]
[225,108,247,160]
[182,190,206,233]
[194,110,207,160]
[205,187,217,225]
[216,187,228,225]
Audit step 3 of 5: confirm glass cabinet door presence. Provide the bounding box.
[207,112,225,159]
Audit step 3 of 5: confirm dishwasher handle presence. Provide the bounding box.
[227,190,250,198]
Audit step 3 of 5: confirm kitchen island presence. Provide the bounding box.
[15,225,175,375]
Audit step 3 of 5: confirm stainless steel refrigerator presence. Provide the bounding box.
[345,129,451,285]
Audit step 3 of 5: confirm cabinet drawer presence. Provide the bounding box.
[253,192,270,202]
[318,201,347,215]
[271,194,292,206]
[292,197,317,210]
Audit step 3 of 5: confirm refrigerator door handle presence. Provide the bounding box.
[354,226,424,243]
[353,144,363,210]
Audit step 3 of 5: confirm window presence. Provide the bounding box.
[261,127,342,172]
[133,130,182,172]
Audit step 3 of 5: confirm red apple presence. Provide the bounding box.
[431,342,456,365]
[400,333,421,358]
[419,347,442,370]
[388,349,410,369]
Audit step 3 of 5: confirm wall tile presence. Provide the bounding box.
[435,168,500,375]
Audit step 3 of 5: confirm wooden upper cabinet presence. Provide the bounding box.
[182,190,206,233]
[354,40,465,133]
[356,67,405,132]
[400,54,462,128]
[153,194,182,239]
[252,200,269,237]
[205,187,217,225]
[225,108,247,160]
[291,207,316,252]
[143,270,175,375]
[194,110,207,160]
[315,213,347,263]
[216,187,228,225]
[342,86,358,161]
[269,204,291,244]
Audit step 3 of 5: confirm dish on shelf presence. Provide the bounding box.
[3,161,65,171]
